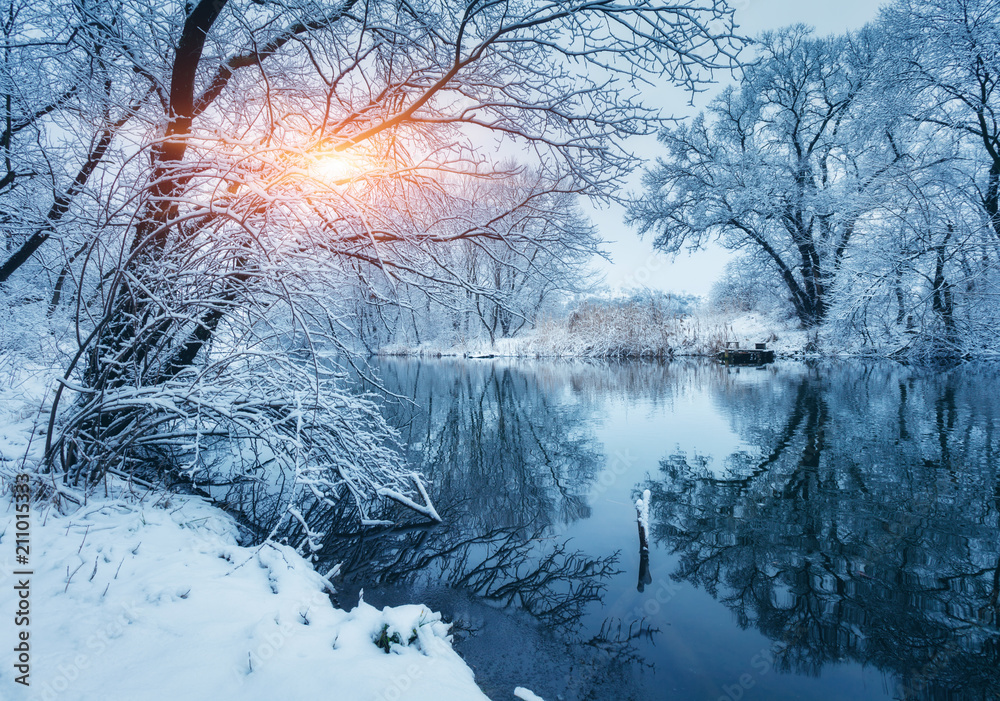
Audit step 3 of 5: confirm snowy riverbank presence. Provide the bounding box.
[0,353,501,701]
[0,476,494,701]
[378,304,1000,362]
[379,311,812,360]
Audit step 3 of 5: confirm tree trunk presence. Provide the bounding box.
[932,227,957,347]
[56,0,232,483]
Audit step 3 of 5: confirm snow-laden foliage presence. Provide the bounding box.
[508,292,698,358]
[708,255,795,318]
[553,298,680,358]
[632,26,923,329]
[632,9,1000,357]
[344,176,604,352]
[0,0,743,526]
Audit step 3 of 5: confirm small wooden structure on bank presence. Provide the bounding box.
[717,341,775,365]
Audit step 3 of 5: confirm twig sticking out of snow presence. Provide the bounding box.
[64,561,85,592]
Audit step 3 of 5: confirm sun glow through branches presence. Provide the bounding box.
[307,152,368,186]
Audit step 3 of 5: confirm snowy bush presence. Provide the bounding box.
[556,296,685,358]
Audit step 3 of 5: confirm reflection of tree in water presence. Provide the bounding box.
[311,509,618,632]
[232,359,646,692]
[292,359,651,699]
[303,499,652,701]
[648,363,1000,699]
[210,358,609,537]
[377,358,606,528]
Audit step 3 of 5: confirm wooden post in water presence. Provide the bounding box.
[636,490,650,552]
[636,489,651,592]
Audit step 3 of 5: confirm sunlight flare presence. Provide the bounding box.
[308,151,368,186]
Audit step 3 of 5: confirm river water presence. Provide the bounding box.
[317,359,1000,701]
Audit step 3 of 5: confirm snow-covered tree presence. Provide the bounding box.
[334,175,602,350]
[0,0,743,529]
[819,0,1000,357]
[826,151,1000,357]
[630,26,912,328]
[0,0,148,292]
[883,0,1000,242]
[708,255,793,316]
[404,173,603,346]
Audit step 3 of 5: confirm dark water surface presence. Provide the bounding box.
[321,359,1000,701]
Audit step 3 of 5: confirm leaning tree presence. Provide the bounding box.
[2,0,743,535]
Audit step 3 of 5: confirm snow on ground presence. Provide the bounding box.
[705,312,813,357]
[0,479,492,701]
[0,347,493,701]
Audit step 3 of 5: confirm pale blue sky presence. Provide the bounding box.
[594,0,886,297]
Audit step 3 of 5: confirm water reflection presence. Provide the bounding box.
[648,363,1000,699]
[374,359,605,528]
[221,358,1000,699]
[302,360,652,698]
